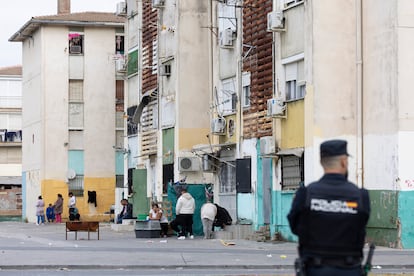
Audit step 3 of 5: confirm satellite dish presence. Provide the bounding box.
[67,169,77,180]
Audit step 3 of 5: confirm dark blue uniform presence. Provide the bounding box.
[288,173,370,276]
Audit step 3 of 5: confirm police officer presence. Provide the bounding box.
[288,139,370,276]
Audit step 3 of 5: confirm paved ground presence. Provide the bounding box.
[0,221,413,275]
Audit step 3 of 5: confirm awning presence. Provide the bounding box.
[132,88,158,124]
[192,142,236,152]
[276,147,304,157]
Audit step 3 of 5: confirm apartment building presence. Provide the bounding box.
[269,0,414,248]
[9,0,125,222]
[0,66,22,217]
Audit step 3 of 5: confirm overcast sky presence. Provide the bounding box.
[0,0,122,68]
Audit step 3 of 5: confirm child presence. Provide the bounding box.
[46,203,55,223]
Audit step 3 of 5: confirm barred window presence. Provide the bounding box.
[281,155,304,190]
[219,161,236,193]
[68,175,84,197]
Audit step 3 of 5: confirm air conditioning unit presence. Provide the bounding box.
[267,11,285,32]
[267,98,286,117]
[260,136,276,155]
[152,0,164,8]
[178,157,200,171]
[160,64,171,76]
[219,28,234,48]
[211,117,226,135]
[116,2,127,15]
[116,59,126,72]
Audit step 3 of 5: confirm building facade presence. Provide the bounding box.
[0,66,22,217]
[269,0,414,248]
[10,0,125,222]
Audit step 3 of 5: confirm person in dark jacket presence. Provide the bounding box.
[213,204,232,229]
[287,139,370,276]
[116,199,133,224]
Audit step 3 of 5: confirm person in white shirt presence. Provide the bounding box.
[170,188,195,239]
[201,201,217,239]
[149,203,169,237]
[68,192,79,221]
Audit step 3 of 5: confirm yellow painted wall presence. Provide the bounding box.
[281,100,305,148]
[41,177,115,222]
[41,179,69,219]
[178,128,210,150]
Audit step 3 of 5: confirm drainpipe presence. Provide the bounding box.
[236,2,243,159]
[356,0,364,187]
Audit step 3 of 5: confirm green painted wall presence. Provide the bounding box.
[277,189,414,248]
[366,190,399,247]
[167,184,207,236]
[127,49,138,76]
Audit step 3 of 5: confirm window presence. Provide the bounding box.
[68,32,84,54]
[127,106,138,135]
[116,175,124,188]
[116,80,124,129]
[281,155,304,190]
[115,35,124,55]
[283,0,304,8]
[69,80,84,129]
[284,59,305,101]
[219,161,236,193]
[242,72,251,108]
[220,78,237,115]
[68,175,84,197]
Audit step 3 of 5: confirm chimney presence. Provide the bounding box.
[57,0,71,14]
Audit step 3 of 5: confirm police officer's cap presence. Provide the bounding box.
[320,139,350,158]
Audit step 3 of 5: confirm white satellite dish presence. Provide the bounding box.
[66,169,77,180]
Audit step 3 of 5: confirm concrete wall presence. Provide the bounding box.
[176,0,210,153]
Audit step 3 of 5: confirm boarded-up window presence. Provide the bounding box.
[69,80,83,129]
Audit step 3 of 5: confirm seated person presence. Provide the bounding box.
[69,207,80,221]
[116,199,133,224]
[46,203,55,223]
[149,203,169,237]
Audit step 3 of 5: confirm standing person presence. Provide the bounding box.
[35,196,45,225]
[53,194,63,223]
[46,203,55,223]
[116,199,133,224]
[200,201,217,239]
[171,188,195,240]
[149,203,169,237]
[287,140,370,276]
[68,192,77,221]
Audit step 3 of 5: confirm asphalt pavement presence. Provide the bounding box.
[0,221,413,275]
